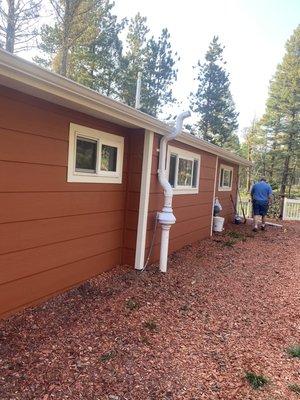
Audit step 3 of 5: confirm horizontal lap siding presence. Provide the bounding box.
[122,132,144,265]
[0,86,132,317]
[215,158,239,222]
[146,134,216,262]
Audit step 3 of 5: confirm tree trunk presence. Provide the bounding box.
[279,126,294,217]
[246,143,252,192]
[60,46,68,76]
[6,0,15,53]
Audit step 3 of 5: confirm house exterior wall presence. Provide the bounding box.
[0,85,242,318]
[145,134,217,262]
[122,131,144,266]
[0,86,141,318]
[215,158,239,222]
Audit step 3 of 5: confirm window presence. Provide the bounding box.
[68,123,124,183]
[218,164,233,191]
[167,146,200,194]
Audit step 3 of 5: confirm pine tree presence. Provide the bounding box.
[119,15,178,117]
[140,28,178,117]
[190,36,239,148]
[0,0,41,53]
[35,0,100,77]
[69,0,125,97]
[118,13,149,107]
[261,25,300,210]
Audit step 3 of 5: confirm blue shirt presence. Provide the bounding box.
[251,181,272,202]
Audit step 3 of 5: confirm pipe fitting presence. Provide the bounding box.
[157,211,176,226]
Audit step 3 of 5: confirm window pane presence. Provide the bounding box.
[223,169,230,186]
[168,154,177,187]
[220,168,224,187]
[192,160,199,188]
[229,170,233,187]
[75,137,97,172]
[177,158,193,186]
[101,144,117,172]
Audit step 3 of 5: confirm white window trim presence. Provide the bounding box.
[67,123,124,184]
[218,163,233,191]
[167,145,201,195]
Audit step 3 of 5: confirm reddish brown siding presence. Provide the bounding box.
[215,158,239,222]
[0,86,138,318]
[146,134,217,262]
[122,131,144,265]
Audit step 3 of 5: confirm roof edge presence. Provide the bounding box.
[0,49,251,167]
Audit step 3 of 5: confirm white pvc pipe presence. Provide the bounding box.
[135,72,142,109]
[157,110,191,272]
[159,225,171,273]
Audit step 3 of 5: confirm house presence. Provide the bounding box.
[0,50,251,318]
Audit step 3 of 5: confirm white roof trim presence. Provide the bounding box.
[0,49,251,167]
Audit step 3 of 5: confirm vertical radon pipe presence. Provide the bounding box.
[157,111,191,272]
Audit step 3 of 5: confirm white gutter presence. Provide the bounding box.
[0,49,251,167]
[157,111,191,273]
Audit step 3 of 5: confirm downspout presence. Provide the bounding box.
[157,110,191,272]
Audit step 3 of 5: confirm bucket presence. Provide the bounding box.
[213,216,225,232]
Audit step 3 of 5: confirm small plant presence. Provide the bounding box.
[227,231,247,242]
[286,345,300,358]
[144,320,157,331]
[222,239,236,248]
[288,383,300,395]
[125,298,139,311]
[140,335,150,345]
[180,304,189,312]
[227,231,244,240]
[245,372,269,389]
[100,350,116,362]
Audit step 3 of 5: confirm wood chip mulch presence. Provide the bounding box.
[0,222,299,400]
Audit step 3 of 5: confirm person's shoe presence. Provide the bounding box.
[261,225,266,231]
[252,227,258,232]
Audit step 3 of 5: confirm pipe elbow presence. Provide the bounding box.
[173,110,191,136]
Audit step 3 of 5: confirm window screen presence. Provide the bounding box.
[177,158,193,186]
[192,160,199,188]
[101,144,118,172]
[168,154,177,187]
[75,137,97,172]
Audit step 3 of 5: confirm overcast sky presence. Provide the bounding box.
[114,0,299,133]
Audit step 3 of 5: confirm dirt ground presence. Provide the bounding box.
[0,221,299,400]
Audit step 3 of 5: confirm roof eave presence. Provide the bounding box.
[0,49,252,167]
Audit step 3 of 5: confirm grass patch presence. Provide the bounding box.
[227,230,247,242]
[144,320,157,331]
[222,239,237,247]
[180,304,189,312]
[245,372,269,389]
[100,350,116,362]
[125,298,140,311]
[289,384,300,395]
[287,345,300,358]
[140,335,150,345]
[227,231,245,240]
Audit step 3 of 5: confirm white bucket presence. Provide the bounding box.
[213,216,225,232]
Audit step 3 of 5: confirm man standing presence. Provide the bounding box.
[250,178,273,232]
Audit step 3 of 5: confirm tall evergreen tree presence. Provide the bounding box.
[119,14,178,117]
[261,25,300,209]
[69,0,125,97]
[0,0,41,53]
[118,13,149,107]
[36,0,100,77]
[190,36,239,148]
[140,28,178,116]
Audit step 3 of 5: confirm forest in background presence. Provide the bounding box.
[0,0,299,203]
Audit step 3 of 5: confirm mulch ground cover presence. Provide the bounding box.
[0,221,299,400]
